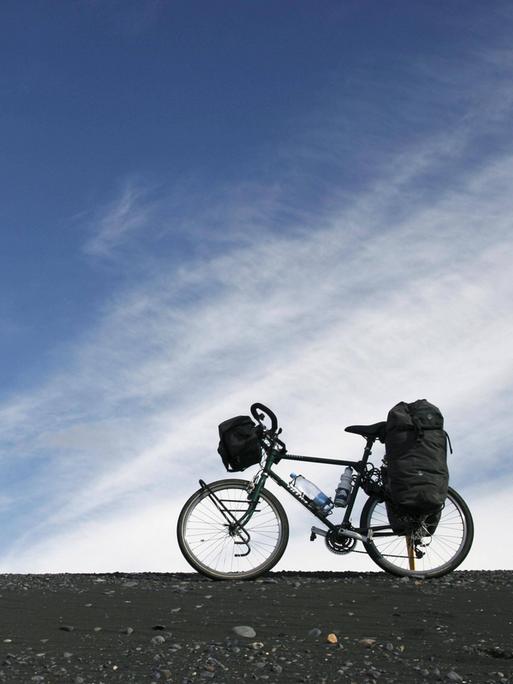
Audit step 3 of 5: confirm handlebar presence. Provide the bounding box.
[250,402,278,434]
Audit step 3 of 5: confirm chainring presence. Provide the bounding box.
[325,528,357,555]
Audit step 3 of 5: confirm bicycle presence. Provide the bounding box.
[177,403,473,580]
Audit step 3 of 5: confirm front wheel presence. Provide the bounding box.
[177,479,289,580]
[360,486,474,578]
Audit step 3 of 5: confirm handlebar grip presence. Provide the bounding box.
[250,402,278,433]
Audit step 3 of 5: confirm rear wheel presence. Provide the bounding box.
[177,479,289,580]
[360,486,473,578]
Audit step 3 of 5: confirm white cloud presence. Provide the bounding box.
[1,78,513,572]
[83,181,155,257]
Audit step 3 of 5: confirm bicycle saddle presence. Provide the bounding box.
[344,421,386,441]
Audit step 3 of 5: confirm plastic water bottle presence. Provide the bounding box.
[290,473,334,515]
[334,467,353,507]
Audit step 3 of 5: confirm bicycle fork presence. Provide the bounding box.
[199,480,255,557]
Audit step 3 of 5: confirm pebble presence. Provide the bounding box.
[308,628,322,638]
[151,635,166,645]
[59,625,74,632]
[359,638,377,648]
[123,627,134,635]
[233,625,256,638]
[327,633,338,644]
[446,672,463,682]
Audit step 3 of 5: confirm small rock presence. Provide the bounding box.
[93,627,102,632]
[446,672,463,682]
[359,638,377,648]
[251,641,264,650]
[308,628,322,638]
[59,625,74,632]
[151,635,166,645]
[123,627,134,635]
[233,625,256,638]
[152,625,166,631]
[327,633,338,644]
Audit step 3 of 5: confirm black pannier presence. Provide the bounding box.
[383,399,450,534]
[217,415,262,472]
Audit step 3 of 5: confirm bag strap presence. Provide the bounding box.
[390,423,453,454]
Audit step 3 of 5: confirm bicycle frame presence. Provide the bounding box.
[200,435,388,544]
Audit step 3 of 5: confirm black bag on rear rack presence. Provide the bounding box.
[383,399,450,534]
[217,416,262,472]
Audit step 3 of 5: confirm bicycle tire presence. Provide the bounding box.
[177,478,289,580]
[360,486,474,578]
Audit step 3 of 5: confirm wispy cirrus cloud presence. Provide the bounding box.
[2,44,513,571]
[1,129,513,571]
[83,181,156,258]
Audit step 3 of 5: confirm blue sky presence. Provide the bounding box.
[1,1,512,571]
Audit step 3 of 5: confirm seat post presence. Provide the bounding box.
[361,437,375,465]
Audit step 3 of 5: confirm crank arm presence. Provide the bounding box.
[310,526,373,543]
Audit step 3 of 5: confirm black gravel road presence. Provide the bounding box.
[0,571,511,683]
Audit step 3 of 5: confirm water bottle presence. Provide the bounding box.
[334,467,353,507]
[290,473,334,515]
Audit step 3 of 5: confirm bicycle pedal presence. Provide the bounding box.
[310,526,327,541]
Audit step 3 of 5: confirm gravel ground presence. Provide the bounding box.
[0,571,511,683]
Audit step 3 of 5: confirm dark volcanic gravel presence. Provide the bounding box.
[0,571,512,683]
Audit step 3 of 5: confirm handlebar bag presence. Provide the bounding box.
[383,399,449,533]
[217,416,262,472]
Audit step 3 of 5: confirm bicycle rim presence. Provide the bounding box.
[362,487,473,578]
[178,480,288,580]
